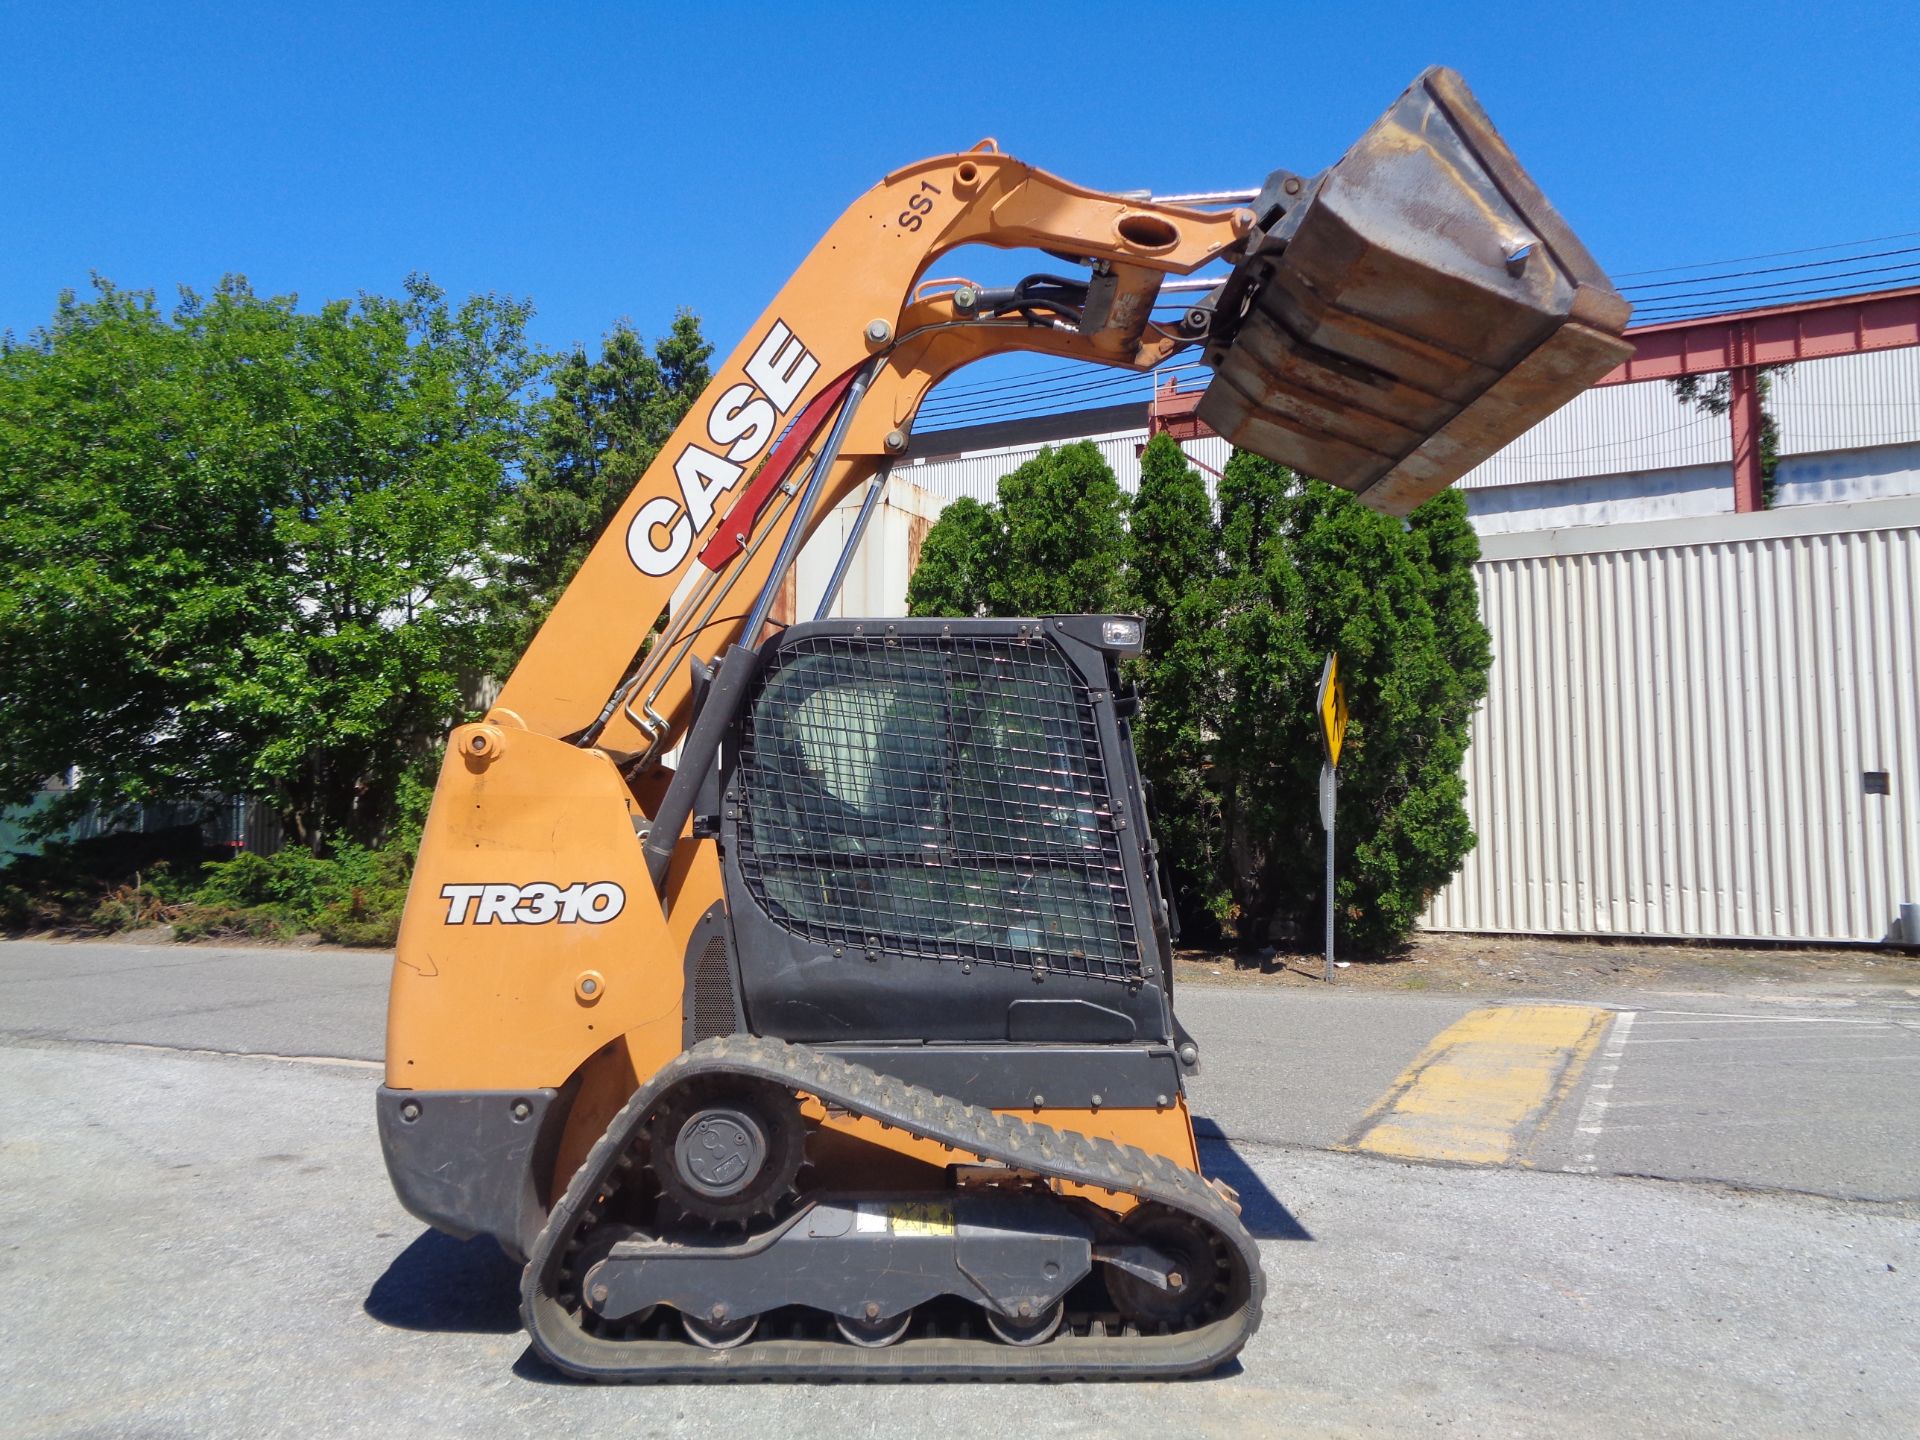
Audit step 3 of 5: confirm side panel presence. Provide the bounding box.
[385,721,705,1092]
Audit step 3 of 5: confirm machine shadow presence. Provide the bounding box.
[363,1228,524,1335]
[1193,1127,1313,1241]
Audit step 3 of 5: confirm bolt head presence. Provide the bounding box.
[884,428,908,452]
[711,1303,728,1322]
[1016,1302,1032,1319]
[865,1301,880,1320]
[399,1100,421,1123]
[511,1099,531,1121]
[591,1283,609,1305]
[866,318,892,344]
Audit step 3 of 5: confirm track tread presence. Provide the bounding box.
[521,1035,1263,1382]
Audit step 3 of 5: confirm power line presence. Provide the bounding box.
[1613,230,1920,280]
[1630,270,1920,321]
[919,358,1202,411]
[919,363,1206,425]
[1621,259,1920,308]
[1618,244,1920,293]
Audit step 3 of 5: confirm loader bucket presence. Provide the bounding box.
[1197,66,1633,515]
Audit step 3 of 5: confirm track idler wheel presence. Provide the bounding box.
[648,1077,805,1225]
[1104,1204,1227,1329]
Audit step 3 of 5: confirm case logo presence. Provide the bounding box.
[626,318,820,577]
[440,881,626,926]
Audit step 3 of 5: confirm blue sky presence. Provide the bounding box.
[4,1,1915,373]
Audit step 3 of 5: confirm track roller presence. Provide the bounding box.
[986,1300,1065,1347]
[681,1311,759,1350]
[834,1310,913,1348]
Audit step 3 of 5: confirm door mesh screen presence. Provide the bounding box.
[735,633,1142,983]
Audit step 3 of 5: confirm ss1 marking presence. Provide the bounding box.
[440,881,626,925]
[896,179,941,233]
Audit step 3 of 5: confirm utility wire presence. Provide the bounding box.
[1613,230,1920,279]
[1618,244,1920,293]
[1631,270,1920,321]
[1621,259,1920,307]
[919,364,1206,425]
[919,359,1205,412]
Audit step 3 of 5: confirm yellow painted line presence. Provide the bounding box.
[1342,1005,1612,1166]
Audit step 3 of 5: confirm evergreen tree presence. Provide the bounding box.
[905,442,1128,619]
[1124,435,1229,940]
[496,313,712,660]
[904,436,1493,954]
[904,497,1003,617]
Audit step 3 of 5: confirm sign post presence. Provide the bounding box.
[1315,652,1348,983]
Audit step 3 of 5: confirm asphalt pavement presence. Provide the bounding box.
[2,936,1916,1437]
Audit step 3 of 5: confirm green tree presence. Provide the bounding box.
[1224,465,1490,951]
[903,437,1493,954]
[1123,435,1229,939]
[496,313,712,659]
[0,274,543,851]
[904,496,1003,617]
[905,441,1128,619]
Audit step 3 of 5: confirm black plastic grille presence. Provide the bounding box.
[734,633,1142,983]
[690,935,737,1041]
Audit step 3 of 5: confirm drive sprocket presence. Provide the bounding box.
[645,1075,805,1225]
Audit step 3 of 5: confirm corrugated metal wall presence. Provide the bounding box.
[1773,346,1920,455]
[1426,498,1920,942]
[906,430,1231,504]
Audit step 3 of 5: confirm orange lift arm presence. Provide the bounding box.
[491,147,1255,767]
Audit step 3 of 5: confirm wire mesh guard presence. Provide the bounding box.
[736,633,1143,983]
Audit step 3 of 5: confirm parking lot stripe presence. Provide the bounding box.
[1342,1005,1612,1166]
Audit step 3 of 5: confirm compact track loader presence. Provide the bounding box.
[379,68,1630,1380]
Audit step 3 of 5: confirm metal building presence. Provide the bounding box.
[795,288,1920,945]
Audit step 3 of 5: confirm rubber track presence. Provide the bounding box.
[521,1034,1264,1381]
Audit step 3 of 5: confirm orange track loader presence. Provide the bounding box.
[378,68,1629,1380]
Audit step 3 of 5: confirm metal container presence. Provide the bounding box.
[1199,66,1634,515]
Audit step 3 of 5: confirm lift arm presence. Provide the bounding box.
[492,148,1251,762]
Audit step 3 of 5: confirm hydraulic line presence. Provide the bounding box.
[742,359,877,649]
[812,471,887,621]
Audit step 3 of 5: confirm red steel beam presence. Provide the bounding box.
[1136,288,1918,508]
[1596,284,1920,385]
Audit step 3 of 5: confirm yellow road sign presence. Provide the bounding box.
[1317,652,1348,768]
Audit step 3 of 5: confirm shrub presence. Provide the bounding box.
[905,439,1493,954]
[171,903,293,942]
[0,822,415,947]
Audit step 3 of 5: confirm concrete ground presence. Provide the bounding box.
[2,937,1916,1437]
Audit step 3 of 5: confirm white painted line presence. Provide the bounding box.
[1634,1012,1896,1025]
[1566,1010,1636,1173]
[59,1038,382,1070]
[1624,1030,1898,1044]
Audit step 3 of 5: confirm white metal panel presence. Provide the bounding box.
[1455,380,1728,489]
[1773,347,1920,456]
[1426,500,1920,942]
[908,428,1227,504]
